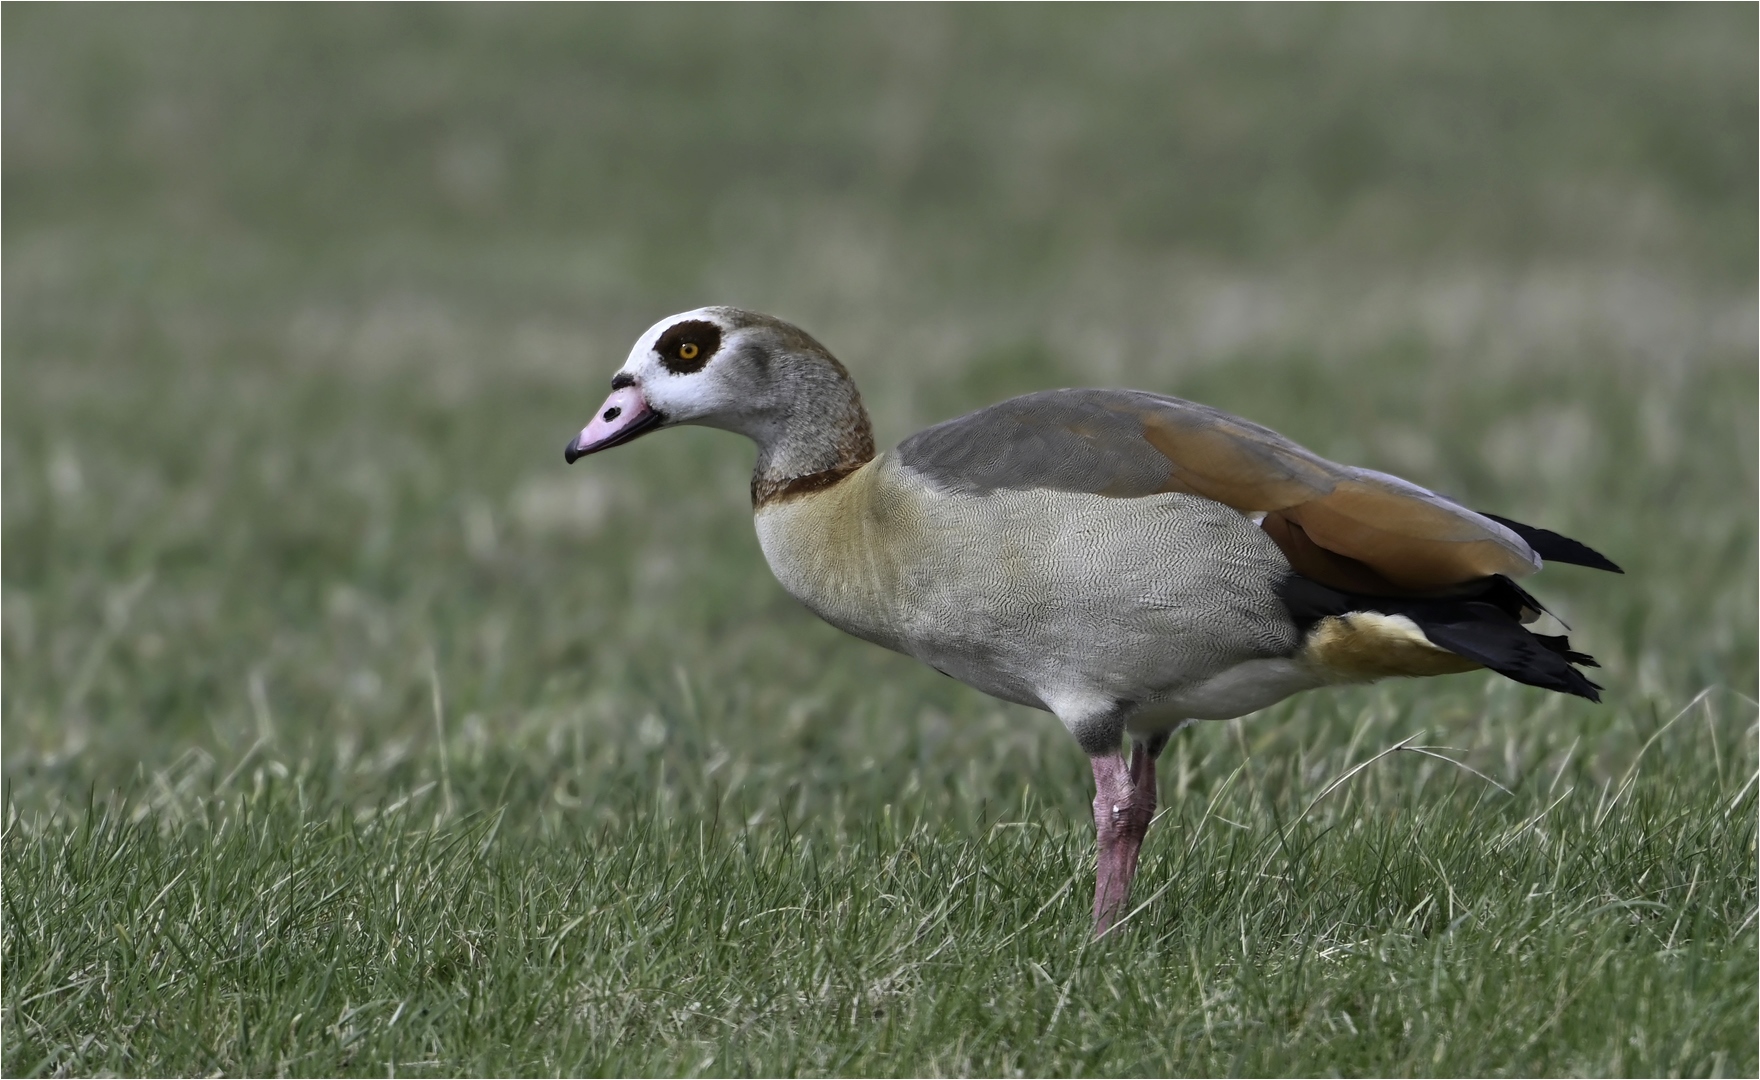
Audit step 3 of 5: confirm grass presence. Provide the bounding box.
[4,704,1754,1076]
[4,6,1756,1076]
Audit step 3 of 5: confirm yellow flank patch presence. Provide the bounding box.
[1300,612,1481,682]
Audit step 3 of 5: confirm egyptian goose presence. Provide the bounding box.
[566,307,1620,934]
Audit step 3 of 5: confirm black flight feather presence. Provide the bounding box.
[1479,513,1623,573]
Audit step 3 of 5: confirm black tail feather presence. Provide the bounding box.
[1474,573,1555,624]
[1532,633,1599,668]
[1279,575,1604,702]
[1418,606,1602,702]
[1480,513,1623,574]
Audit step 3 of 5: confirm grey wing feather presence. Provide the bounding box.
[896,389,1185,497]
[895,388,1540,591]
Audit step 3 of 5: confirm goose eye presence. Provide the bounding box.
[655,319,720,373]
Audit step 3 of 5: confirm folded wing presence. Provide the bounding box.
[895,388,1551,594]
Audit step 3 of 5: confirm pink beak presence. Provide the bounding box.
[565,385,663,462]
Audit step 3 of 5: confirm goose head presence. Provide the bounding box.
[566,307,874,502]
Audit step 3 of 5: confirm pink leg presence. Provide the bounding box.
[1091,735,1167,935]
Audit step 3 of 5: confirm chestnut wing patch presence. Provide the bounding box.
[895,388,1543,592]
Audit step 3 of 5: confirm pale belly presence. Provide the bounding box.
[1127,657,1325,730]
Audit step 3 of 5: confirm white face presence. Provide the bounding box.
[566,308,772,462]
[613,307,746,426]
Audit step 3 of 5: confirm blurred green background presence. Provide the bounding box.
[4,6,1756,1075]
[5,5,1752,793]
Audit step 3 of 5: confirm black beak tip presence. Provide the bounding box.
[564,439,582,464]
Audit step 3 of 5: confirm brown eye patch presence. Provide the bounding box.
[655,320,722,374]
